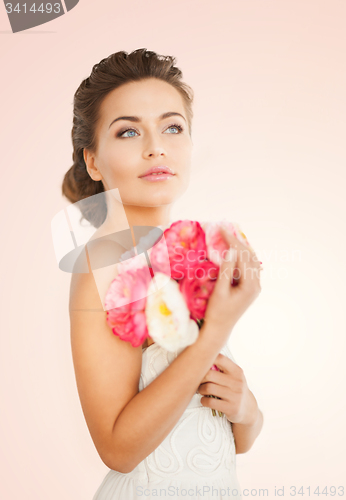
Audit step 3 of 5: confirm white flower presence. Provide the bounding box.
[145,272,199,353]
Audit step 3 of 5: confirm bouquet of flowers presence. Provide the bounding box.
[104,219,255,417]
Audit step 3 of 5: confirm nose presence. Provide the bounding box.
[147,149,165,158]
[144,147,166,159]
[142,133,167,159]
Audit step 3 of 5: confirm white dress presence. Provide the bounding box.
[92,342,243,500]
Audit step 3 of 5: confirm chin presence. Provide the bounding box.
[139,194,178,207]
[142,184,184,202]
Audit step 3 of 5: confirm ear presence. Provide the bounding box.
[83,149,103,181]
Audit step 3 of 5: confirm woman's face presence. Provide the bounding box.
[84,78,193,210]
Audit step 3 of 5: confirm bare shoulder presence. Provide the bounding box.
[69,228,127,312]
[68,234,143,469]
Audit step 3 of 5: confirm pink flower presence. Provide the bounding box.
[117,253,155,278]
[201,220,253,267]
[179,259,219,321]
[211,364,220,371]
[105,266,152,347]
[150,220,207,281]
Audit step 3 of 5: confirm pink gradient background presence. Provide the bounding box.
[1,1,345,498]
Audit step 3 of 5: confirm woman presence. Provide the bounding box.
[62,48,263,499]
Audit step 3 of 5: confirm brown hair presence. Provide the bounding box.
[61,48,194,228]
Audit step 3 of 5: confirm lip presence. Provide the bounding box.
[139,165,175,178]
[140,173,175,182]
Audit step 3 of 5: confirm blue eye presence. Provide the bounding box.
[118,129,138,138]
[164,124,184,134]
[117,123,184,138]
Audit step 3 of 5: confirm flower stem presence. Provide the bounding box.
[208,394,223,417]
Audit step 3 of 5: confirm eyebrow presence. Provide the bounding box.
[108,111,187,129]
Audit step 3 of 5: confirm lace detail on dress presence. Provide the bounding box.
[139,342,237,482]
[93,340,242,499]
[188,407,234,473]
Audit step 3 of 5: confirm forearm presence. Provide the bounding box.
[108,324,232,473]
[232,391,263,454]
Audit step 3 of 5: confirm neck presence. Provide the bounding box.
[103,190,173,230]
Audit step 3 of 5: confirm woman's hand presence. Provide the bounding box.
[197,353,259,425]
[203,227,263,339]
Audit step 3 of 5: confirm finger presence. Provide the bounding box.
[200,363,226,383]
[251,252,262,265]
[200,354,238,382]
[200,369,230,388]
[213,353,242,376]
[213,244,238,295]
[200,394,228,415]
[199,382,229,400]
[220,226,252,254]
[221,227,258,265]
[220,228,261,285]
[219,229,253,282]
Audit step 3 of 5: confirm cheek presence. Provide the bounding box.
[176,142,192,165]
[177,168,191,196]
[102,150,134,181]
[180,152,193,176]
[179,141,193,163]
[105,144,126,165]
